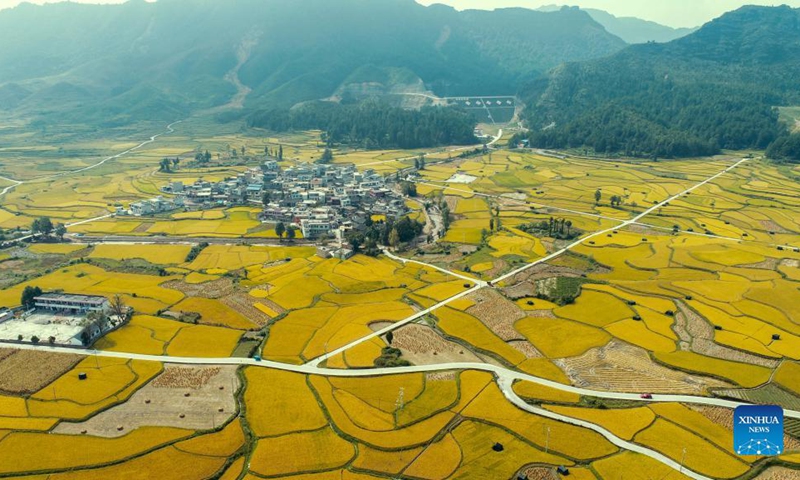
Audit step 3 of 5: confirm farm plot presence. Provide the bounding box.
[88,244,191,264]
[647,160,800,244]
[563,229,800,380]
[96,315,244,358]
[54,365,239,436]
[0,349,83,395]
[235,369,629,479]
[26,357,163,420]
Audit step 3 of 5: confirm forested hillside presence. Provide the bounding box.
[248,101,477,149]
[518,6,800,159]
[0,0,625,128]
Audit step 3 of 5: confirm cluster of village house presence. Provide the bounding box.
[122,160,408,240]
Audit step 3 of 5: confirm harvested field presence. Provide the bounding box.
[512,262,585,283]
[372,323,483,364]
[509,340,543,359]
[465,288,526,340]
[219,292,272,327]
[0,349,83,395]
[714,384,800,411]
[556,341,730,394]
[754,467,800,479]
[54,365,239,437]
[164,277,271,325]
[674,302,779,368]
[163,277,235,299]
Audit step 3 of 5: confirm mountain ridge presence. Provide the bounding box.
[518,5,800,159]
[0,0,625,128]
[536,4,696,43]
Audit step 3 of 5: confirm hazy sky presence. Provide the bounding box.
[1,0,799,28]
[418,1,800,28]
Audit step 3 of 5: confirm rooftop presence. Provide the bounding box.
[34,294,108,306]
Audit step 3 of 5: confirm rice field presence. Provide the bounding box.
[3,129,800,480]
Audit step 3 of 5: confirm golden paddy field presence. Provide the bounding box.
[4,131,800,478]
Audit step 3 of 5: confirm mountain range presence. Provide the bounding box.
[0,0,625,127]
[536,5,696,44]
[518,5,800,159]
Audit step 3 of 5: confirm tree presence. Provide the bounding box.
[594,189,602,205]
[275,222,286,241]
[159,158,172,172]
[347,231,364,253]
[39,217,53,237]
[386,331,394,345]
[204,150,212,162]
[55,223,67,242]
[286,226,297,242]
[565,220,572,236]
[278,144,284,161]
[364,237,380,257]
[48,336,56,345]
[30,336,40,345]
[318,148,334,164]
[489,218,495,231]
[241,146,246,156]
[109,294,128,320]
[172,157,180,169]
[261,191,271,205]
[21,285,42,309]
[388,228,400,250]
[417,154,425,170]
[400,181,417,197]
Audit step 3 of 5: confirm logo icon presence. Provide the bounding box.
[733,405,783,456]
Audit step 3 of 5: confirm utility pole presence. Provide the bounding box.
[544,425,551,453]
[680,447,687,473]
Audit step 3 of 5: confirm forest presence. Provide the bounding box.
[518,5,800,159]
[248,101,478,150]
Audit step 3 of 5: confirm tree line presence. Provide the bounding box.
[31,217,67,242]
[247,101,477,150]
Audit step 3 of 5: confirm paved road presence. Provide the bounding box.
[0,175,22,196]
[5,341,795,417]
[383,249,484,285]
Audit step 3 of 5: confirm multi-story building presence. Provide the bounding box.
[32,294,110,315]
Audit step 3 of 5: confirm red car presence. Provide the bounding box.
[640,393,653,399]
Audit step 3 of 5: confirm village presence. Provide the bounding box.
[124,159,410,241]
